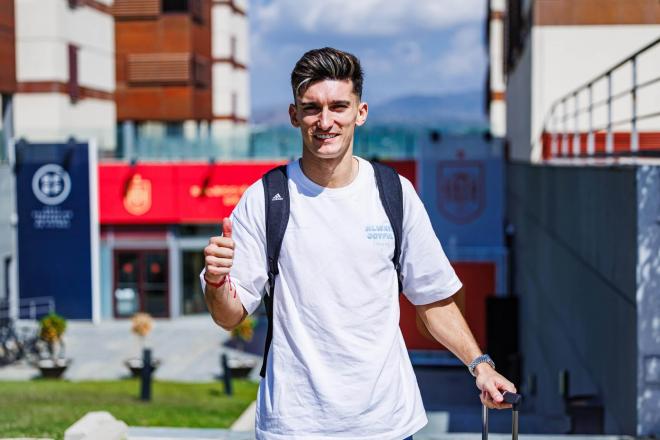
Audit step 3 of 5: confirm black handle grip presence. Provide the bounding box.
[502,391,522,410]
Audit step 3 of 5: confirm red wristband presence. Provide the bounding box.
[204,274,227,289]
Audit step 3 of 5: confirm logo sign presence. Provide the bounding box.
[123,174,152,216]
[15,141,98,320]
[437,160,485,224]
[32,164,72,205]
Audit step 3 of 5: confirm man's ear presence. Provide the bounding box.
[356,102,368,127]
[289,103,300,128]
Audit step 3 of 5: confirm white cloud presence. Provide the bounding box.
[252,0,485,37]
[435,26,484,78]
[248,0,487,109]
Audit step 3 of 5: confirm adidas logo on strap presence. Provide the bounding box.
[271,193,284,202]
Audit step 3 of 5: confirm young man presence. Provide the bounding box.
[202,47,516,440]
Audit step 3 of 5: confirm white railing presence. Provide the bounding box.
[542,36,660,161]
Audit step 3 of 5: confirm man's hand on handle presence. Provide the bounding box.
[204,217,234,286]
[475,363,517,410]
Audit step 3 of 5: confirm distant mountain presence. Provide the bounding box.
[251,90,487,129]
[368,91,487,127]
[251,105,292,126]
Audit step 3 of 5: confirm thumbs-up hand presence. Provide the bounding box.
[204,217,234,287]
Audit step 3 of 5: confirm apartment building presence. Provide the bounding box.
[114,0,250,158]
[13,0,116,152]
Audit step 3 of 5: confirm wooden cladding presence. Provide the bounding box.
[115,0,212,120]
[17,81,113,101]
[126,53,210,87]
[114,0,160,19]
[535,0,660,26]
[128,53,190,84]
[0,0,16,93]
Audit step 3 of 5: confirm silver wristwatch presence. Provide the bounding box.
[468,354,495,377]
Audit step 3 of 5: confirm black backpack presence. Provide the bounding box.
[259,161,403,378]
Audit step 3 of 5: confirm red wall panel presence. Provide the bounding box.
[400,261,496,352]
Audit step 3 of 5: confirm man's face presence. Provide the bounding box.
[289,79,368,160]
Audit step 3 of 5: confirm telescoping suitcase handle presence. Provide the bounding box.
[482,391,522,440]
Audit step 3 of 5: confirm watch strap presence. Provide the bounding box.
[468,354,495,377]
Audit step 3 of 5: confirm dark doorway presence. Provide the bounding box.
[113,250,169,318]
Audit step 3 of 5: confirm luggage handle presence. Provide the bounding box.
[482,391,522,440]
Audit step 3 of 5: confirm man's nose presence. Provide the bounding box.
[317,108,333,130]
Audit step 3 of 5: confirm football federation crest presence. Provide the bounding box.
[123,173,152,216]
[437,161,485,224]
[32,164,72,206]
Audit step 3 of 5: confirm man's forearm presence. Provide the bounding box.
[415,292,482,365]
[417,291,517,407]
[204,281,247,331]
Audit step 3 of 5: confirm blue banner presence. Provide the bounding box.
[419,133,505,249]
[15,141,96,320]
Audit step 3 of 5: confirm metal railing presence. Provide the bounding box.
[115,125,425,161]
[542,36,660,161]
[0,296,55,321]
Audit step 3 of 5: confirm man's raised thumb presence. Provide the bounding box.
[222,217,232,238]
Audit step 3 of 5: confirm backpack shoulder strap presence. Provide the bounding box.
[260,164,289,378]
[371,161,404,292]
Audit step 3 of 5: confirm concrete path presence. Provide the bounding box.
[0,315,261,381]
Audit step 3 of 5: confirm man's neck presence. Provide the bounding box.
[299,149,357,188]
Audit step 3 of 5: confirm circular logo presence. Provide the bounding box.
[32,164,72,206]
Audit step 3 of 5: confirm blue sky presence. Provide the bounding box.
[249,0,488,111]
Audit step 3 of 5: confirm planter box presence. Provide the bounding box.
[37,359,71,379]
[124,358,161,377]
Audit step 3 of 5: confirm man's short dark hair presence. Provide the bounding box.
[291,47,364,102]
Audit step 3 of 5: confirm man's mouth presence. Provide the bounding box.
[313,133,339,140]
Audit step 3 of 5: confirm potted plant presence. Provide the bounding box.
[226,316,258,378]
[36,313,71,379]
[124,312,160,377]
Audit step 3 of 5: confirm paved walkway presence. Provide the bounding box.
[0,315,260,381]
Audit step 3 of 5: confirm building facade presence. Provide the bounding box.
[494,0,660,435]
[13,0,117,152]
[504,0,660,162]
[114,0,250,159]
[486,0,506,138]
[3,0,251,320]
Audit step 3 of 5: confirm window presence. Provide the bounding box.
[193,56,210,88]
[230,36,237,60]
[162,0,188,12]
[68,44,79,103]
[165,122,184,137]
[182,250,206,314]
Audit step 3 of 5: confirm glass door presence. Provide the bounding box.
[114,250,169,318]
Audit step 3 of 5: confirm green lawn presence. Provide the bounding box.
[0,378,259,440]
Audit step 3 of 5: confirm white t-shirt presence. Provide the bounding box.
[201,156,462,440]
